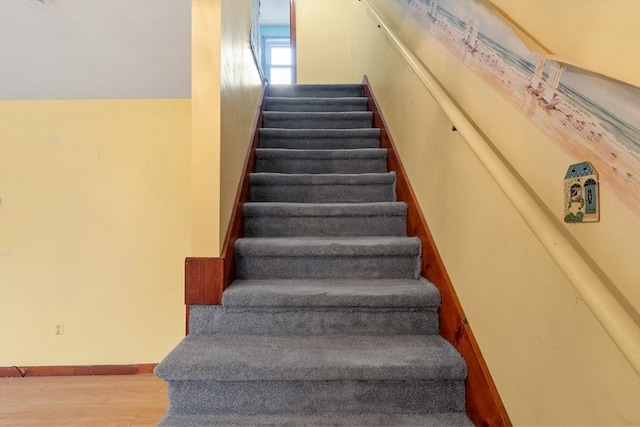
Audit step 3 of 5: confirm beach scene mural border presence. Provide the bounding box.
[395,0,640,215]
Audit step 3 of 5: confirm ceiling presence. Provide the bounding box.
[260,0,290,26]
[0,0,191,100]
[0,0,291,100]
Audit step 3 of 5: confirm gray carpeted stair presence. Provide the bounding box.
[259,129,381,149]
[157,412,473,426]
[255,148,387,174]
[249,172,397,203]
[262,111,373,129]
[156,334,466,415]
[268,83,365,98]
[235,236,422,280]
[243,202,407,237]
[189,278,440,336]
[156,83,471,426]
[265,97,369,112]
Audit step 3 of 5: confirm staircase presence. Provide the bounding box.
[155,84,472,426]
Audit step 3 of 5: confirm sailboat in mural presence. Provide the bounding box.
[462,15,480,52]
[427,0,438,20]
[462,14,480,52]
[527,58,565,109]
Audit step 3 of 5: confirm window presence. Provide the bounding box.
[264,38,292,84]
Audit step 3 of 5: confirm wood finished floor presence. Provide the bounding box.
[0,374,167,427]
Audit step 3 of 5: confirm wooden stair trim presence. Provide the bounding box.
[362,75,511,427]
[185,85,268,308]
[0,364,157,377]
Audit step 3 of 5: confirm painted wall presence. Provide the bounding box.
[0,99,190,365]
[489,0,640,88]
[296,0,640,425]
[191,0,223,257]
[219,0,264,250]
[0,0,192,366]
[0,0,261,366]
[191,0,262,255]
[295,0,354,84]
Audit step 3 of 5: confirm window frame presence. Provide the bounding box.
[263,37,292,84]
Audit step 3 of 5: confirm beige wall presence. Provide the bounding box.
[192,0,263,255]
[0,99,190,365]
[219,0,264,250]
[0,0,262,366]
[489,0,640,88]
[297,0,640,425]
[191,0,223,257]
[295,0,355,84]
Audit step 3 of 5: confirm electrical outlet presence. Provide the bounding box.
[55,322,64,336]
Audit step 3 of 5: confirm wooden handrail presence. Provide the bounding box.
[290,0,297,83]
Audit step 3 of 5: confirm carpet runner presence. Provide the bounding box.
[155,84,472,426]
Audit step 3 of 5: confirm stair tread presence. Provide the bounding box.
[222,278,439,307]
[235,236,421,257]
[250,172,395,185]
[268,84,364,98]
[265,97,369,112]
[259,128,380,138]
[265,97,367,106]
[158,411,473,426]
[263,111,373,119]
[243,202,406,217]
[266,96,368,101]
[155,334,466,382]
[261,111,373,130]
[255,148,387,158]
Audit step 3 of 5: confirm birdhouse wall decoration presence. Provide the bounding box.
[564,161,599,223]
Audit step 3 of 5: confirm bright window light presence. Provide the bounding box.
[270,68,292,84]
[271,47,291,66]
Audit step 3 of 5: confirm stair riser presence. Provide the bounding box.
[235,256,421,280]
[159,412,473,426]
[265,100,369,112]
[255,158,387,174]
[189,306,439,336]
[158,412,473,427]
[166,379,466,415]
[258,129,381,149]
[268,85,364,98]
[262,116,373,129]
[244,216,406,237]
[249,184,396,203]
[259,137,380,149]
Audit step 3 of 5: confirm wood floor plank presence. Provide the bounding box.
[0,374,167,427]
[0,415,138,427]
